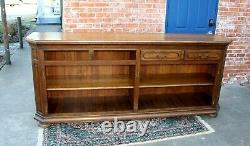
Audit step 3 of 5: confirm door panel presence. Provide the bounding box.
[166,0,218,34]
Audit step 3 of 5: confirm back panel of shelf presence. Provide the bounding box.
[45,50,89,61]
[44,50,136,61]
[139,86,213,110]
[139,64,216,110]
[45,65,136,90]
[43,49,138,114]
[94,50,136,60]
[47,89,134,114]
[140,64,217,87]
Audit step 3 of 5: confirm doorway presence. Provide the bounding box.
[166,0,219,34]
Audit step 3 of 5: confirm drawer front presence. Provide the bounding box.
[141,50,184,60]
[185,50,223,61]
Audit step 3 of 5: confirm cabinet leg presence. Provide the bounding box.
[217,104,220,111]
[207,113,218,118]
[38,122,49,128]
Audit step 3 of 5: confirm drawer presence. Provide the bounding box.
[185,50,223,61]
[141,50,184,60]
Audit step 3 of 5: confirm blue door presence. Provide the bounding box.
[166,0,219,34]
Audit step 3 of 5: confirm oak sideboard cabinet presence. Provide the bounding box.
[27,32,231,126]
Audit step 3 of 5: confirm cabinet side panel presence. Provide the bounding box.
[30,45,43,114]
[37,48,48,115]
[211,45,228,107]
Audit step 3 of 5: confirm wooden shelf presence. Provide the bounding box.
[44,60,136,66]
[47,75,134,90]
[140,73,214,88]
[48,96,133,114]
[139,93,211,110]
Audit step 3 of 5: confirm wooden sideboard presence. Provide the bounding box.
[26,32,231,126]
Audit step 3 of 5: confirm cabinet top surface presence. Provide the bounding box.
[26,32,232,45]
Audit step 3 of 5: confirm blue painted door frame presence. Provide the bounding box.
[166,0,219,34]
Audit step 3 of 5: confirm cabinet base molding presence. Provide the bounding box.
[35,107,217,124]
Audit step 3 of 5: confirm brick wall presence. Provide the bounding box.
[63,0,166,33]
[63,0,250,84]
[216,0,250,83]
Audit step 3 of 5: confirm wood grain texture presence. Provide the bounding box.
[26,32,232,45]
[185,50,223,61]
[140,73,214,88]
[48,96,133,114]
[46,75,134,90]
[141,50,184,60]
[139,93,211,110]
[26,32,231,124]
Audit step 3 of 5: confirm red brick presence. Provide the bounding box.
[216,0,250,83]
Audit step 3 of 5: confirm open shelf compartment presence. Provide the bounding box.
[44,50,136,61]
[140,64,216,87]
[46,75,134,90]
[140,73,214,87]
[94,50,136,60]
[45,65,135,90]
[139,86,213,110]
[48,89,134,114]
[45,50,89,61]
